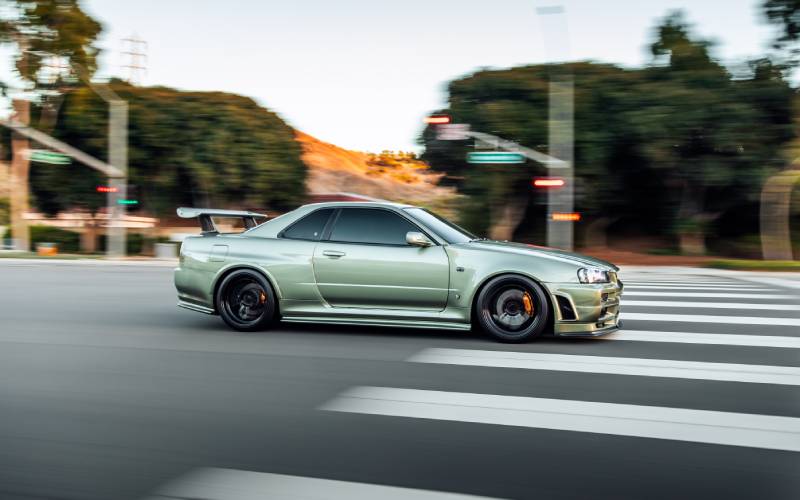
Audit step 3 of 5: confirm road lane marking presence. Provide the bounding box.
[621,312,800,326]
[622,280,750,285]
[602,330,800,348]
[623,291,796,299]
[622,300,800,311]
[407,348,800,385]
[144,468,495,500]
[321,387,800,452]
[624,285,771,291]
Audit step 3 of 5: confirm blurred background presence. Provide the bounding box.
[0,0,799,269]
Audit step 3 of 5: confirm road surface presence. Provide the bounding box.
[0,261,798,499]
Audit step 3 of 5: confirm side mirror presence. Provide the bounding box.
[406,231,433,247]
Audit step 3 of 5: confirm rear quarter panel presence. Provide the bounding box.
[175,234,320,311]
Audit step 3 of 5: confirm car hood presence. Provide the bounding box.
[462,240,619,272]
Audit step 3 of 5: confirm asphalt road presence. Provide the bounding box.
[0,261,798,499]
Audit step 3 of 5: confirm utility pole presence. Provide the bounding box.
[546,77,574,251]
[537,5,575,251]
[93,85,128,259]
[9,99,30,251]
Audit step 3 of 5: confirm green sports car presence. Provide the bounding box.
[174,202,622,342]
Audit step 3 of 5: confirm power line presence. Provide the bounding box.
[121,35,147,85]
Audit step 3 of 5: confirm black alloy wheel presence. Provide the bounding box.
[476,275,550,342]
[216,270,276,331]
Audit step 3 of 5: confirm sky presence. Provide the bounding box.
[15,0,782,152]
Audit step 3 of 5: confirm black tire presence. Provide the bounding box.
[216,269,276,332]
[475,274,550,342]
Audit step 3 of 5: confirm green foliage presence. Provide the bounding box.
[96,233,145,255]
[2,225,81,252]
[763,0,800,48]
[421,12,795,243]
[0,0,102,89]
[0,197,8,225]
[33,81,307,216]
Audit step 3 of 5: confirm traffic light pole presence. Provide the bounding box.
[88,83,128,259]
[106,99,128,259]
[546,77,574,251]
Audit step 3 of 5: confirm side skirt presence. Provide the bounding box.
[281,316,472,331]
[178,300,215,315]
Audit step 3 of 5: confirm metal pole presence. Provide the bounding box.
[9,99,30,252]
[537,4,575,250]
[106,100,128,258]
[546,77,574,250]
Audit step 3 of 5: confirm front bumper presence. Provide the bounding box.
[545,279,623,337]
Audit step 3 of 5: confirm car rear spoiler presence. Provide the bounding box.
[176,207,268,235]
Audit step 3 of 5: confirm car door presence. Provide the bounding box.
[313,207,450,310]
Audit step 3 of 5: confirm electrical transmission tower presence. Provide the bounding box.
[121,36,147,85]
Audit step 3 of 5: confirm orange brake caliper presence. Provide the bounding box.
[522,292,533,315]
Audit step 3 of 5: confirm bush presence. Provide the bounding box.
[96,232,145,255]
[0,197,8,226]
[2,225,82,253]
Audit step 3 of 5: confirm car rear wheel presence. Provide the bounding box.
[216,270,276,332]
[475,275,550,342]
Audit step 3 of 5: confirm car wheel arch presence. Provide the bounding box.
[469,271,556,331]
[212,265,281,315]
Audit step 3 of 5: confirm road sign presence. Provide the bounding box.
[29,150,71,165]
[437,123,471,141]
[467,151,526,164]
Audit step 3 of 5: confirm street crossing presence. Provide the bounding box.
[322,270,800,458]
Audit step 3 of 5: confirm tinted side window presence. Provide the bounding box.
[282,209,333,241]
[329,208,418,245]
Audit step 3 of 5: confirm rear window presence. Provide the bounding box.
[281,209,333,241]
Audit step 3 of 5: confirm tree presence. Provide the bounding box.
[0,0,102,126]
[32,81,307,216]
[420,12,794,253]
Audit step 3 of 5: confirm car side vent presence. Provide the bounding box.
[556,296,576,320]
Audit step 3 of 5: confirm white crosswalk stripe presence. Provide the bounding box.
[146,468,495,500]
[407,349,800,385]
[321,270,800,455]
[621,312,800,326]
[321,387,800,452]
[622,300,800,310]
[623,291,795,299]
[624,285,771,291]
[598,330,800,348]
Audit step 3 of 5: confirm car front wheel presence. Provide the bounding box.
[216,270,276,332]
[475,275,550,342]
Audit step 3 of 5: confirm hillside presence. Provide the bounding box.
[296,131,456,207]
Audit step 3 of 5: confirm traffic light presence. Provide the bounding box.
[532,177,566,188]
[424,114,451,125]
[118,185,140,208]
[551,212,581,222]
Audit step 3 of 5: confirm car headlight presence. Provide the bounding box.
[577,267,610,284]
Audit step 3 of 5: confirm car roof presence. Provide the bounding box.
[297,201,417,210]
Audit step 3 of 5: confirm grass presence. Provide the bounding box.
[703,259,800,272]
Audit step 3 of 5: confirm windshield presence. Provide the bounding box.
[404,207,477,244]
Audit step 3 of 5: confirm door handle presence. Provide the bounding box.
[322,250,346,258]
